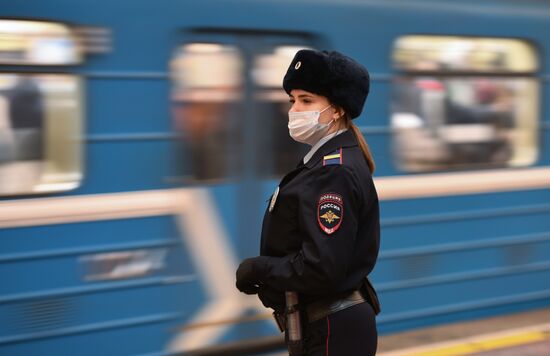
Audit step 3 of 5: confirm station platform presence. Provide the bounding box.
[378,308,550,355]
[262,308,550,355]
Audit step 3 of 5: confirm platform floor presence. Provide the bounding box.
[265,308,550,355]
[378,308,550,355]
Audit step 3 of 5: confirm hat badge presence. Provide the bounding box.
[294,61,301,70]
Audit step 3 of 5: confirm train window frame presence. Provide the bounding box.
[390,35,540,173]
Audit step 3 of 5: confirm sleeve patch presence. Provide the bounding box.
[317,193,343,235]
[323,148,342,166]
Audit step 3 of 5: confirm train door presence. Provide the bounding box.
[169,31,317,351]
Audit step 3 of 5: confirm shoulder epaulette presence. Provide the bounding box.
[323,148,342,166]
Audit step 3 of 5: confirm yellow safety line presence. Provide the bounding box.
[410,330,549,356]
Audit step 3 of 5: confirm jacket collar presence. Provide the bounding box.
[304,130,358,168]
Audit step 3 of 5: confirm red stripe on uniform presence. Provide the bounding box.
[339,148,342,164]
[326,316,331,356]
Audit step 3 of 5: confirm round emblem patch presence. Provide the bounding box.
[317,193,343,235]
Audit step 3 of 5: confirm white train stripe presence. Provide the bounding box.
[1,167,549,229]
[375,166,550,201]
[0,189,178,228]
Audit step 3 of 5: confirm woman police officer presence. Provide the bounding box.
[236,49,380,355]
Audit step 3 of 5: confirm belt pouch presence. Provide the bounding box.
[361,277,381,315]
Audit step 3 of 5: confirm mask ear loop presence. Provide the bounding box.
[319,104,333,115]
[323,106,343,138]
[317,105,334,127]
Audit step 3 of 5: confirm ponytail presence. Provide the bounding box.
[334,109,376,174]
[349,123,375,174]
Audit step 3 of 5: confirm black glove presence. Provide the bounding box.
[236,256,271,295]
[258,285,285,311]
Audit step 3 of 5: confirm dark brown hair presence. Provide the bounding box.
[338,113,375,174]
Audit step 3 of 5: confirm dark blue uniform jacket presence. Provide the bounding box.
[258,130,380,311]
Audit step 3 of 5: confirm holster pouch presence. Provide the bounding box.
[361,277,381,315]
[285,291,305,356]
[273,311,286,333]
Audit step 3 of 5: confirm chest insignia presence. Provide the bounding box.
[269,186,280,212]
[320,210,340,224]
[317,192,343,235]
[323,148,342,166]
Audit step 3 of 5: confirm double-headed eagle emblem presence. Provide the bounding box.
[320,210,340,224]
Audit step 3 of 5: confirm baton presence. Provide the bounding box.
[285,291,304,355]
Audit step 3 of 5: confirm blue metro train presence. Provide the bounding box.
[0,0,549,354]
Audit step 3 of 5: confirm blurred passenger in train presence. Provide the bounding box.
[170,43,244,181]
[4,77,45,160]
[391,77,451,170]
[0,93,16,163]
[445,79,514,165]
[236,49,381,355]
[173,96,241,181]
[392,75,515,171]
[0,76,45,194]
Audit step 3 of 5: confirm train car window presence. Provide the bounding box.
[0,20,82,65]
[171,43,309,181]
[252,45,309,176]
[391,36,539,172]
[171,43,244,181]
[0,20,84,196]
[0,74,83,196]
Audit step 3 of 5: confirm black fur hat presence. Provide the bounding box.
[283,49,370,119]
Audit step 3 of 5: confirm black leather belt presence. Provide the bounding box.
[306,290,366,323]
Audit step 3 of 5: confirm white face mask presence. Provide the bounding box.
[288,105,334,145]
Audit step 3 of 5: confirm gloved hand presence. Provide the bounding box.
[258,285,285,311]
[236,256,271,295]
